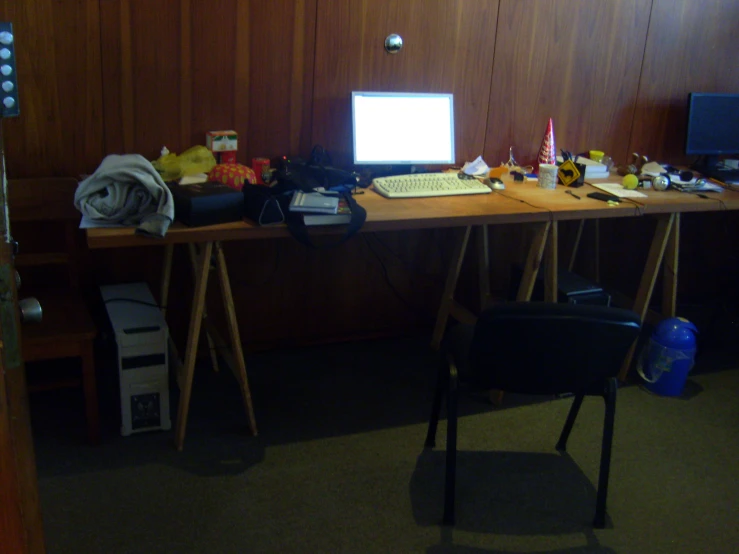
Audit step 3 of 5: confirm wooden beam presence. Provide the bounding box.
[618,214,675,381]
[431,226,471,349]
[477,224,491,311]
[174,241,213,451]
[662,212,680,318]
[516,221,551,301]
[214,242,258,436]
[544,221,558,302]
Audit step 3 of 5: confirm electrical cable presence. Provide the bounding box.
[367,232,446,284]
[491,189,555,222]
[361,234,434,323]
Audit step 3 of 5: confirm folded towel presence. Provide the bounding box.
[74,154,175,238]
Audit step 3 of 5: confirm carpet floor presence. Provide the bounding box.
[29,336,739,554]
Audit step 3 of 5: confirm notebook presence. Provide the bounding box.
[304,198,352,225]
[288,191,339,214]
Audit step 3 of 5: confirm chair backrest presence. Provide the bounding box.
[468,302,641,395]
[8,178,83,291]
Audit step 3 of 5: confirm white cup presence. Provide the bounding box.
[537,164,558,190]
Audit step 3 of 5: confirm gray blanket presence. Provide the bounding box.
[75,154,175,238]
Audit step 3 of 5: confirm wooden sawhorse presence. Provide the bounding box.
[160,241,257,451]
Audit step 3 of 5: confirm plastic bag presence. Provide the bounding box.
[152,146,217,182]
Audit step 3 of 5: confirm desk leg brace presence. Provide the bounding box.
[516,221,552,301]
[160,244,183,376]
[431,221,552,351]
[175,241,213,450]
[188,244,220,374]
[214,242,258,437]
[618,213,676,382]
[431,227,472,350]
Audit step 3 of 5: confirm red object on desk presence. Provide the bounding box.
[219,151,237,164]
[252,157,270,185]
[207,163,257,190]
[536,118,556,170]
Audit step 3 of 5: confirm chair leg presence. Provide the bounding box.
[442,365,459,526]
[594,378,617,528]
[425,356,448,448]
[81,340,100,445]
[556,392,584,452]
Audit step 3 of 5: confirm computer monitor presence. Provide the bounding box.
[351,92,455,168]
[686,92,739,177]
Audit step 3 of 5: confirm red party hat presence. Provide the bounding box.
[536,118,556,169]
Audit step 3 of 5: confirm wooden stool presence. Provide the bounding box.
[9,178,100,444]
[21,292,99,444]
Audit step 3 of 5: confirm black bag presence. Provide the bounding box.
[243,147,366,247]
[242,184,289,226]
[271,146,360,194]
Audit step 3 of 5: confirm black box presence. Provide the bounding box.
[168,182,244,227]
[510,266,611,306]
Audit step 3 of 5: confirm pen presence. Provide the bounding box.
[566,189,580,199]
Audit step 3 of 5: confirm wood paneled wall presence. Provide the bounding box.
[99,0,316,163]
[2,0,739,346]
[0,0,103,178]
[484,0,651,167]
[312,0,499,167]
[630,0,739,163]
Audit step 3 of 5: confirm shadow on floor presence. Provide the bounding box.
[411,449,611,553]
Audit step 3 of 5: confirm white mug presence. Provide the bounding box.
[537,164,558,190]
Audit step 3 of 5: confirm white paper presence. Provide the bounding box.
[179,173,209,185]
[640,161,666,177]
[462,155,489,176]
[590,182,648,198]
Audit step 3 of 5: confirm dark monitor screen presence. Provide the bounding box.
[685,93,739,155]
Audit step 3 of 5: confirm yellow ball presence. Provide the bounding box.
[622,174,639,190]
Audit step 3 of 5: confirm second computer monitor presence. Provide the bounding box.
[351,92,455,166]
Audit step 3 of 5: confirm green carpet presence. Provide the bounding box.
[29,337,739,553]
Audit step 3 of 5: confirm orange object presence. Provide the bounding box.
[489,165,509,179]
[208,163,257,191]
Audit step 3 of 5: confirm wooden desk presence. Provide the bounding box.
[86,177,739,448]
[460,179,739,380]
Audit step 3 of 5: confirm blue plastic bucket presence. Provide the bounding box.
[639,318,698,397]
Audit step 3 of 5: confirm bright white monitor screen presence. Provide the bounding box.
[352,92,455,165]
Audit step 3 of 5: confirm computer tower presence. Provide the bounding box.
[556,268,611,306]
[509,266,611,306]
[100,282,171,436]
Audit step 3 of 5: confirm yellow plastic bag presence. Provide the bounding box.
[152,146,217,181]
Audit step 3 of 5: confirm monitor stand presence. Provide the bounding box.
[364,165,434,180]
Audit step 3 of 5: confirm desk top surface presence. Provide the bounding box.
[86,176,739,249]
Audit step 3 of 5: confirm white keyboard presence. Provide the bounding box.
[372,173,492,198]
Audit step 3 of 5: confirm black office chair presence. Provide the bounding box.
[425,302,641,528]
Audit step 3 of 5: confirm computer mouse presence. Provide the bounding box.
[486,177,505,190]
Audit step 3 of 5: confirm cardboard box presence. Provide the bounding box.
[206,130,238,152]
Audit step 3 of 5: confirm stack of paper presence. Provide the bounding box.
[590,182,647,198]
[556,156,609,179]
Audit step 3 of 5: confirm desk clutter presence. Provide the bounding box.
[73,109,734,244]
